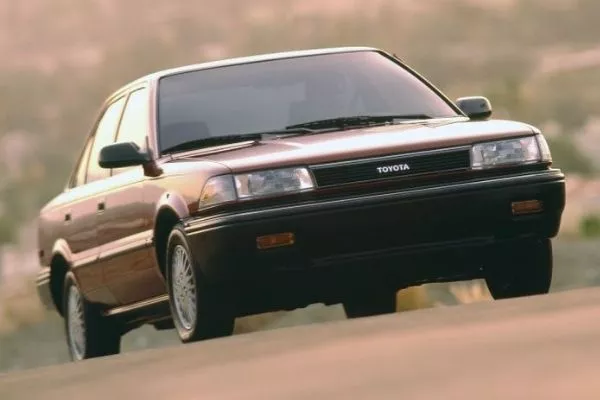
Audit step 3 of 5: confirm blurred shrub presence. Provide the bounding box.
[579,214,600,238]
[0,276,48,336]
[396,286,434,312]
[546,136,595,175]
[234,312,286,334]
[448,280,492,304]
[0,217,18,244]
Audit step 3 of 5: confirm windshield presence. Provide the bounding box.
[157,50,460,153]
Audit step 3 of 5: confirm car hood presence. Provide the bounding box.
[173,118,537,172]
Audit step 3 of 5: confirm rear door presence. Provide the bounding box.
[98,87,166,306]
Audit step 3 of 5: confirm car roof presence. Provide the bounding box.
[106,46,385,103]
[136,46,380,84]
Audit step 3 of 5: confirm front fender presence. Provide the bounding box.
[154,191,191,222]
[51,238,74,266]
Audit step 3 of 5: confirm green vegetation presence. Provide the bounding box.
[0,0,598,242]
[579,214,600,238]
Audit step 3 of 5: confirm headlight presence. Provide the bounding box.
[471,134,551,169]
[536,133,553,162]
[198,167,315,209]
[199,175,237,208]
[234,167,314,199]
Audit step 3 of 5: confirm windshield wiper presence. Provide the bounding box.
[161,127,316,154]
[286,114,433,130]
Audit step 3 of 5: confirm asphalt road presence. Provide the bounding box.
[2,287,600,400]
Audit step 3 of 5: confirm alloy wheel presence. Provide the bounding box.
[67,285,86,361]
[171,244,198,331]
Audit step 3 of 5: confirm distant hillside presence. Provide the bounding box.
[0,0,393,72]
[0,0,542,73]
[0,0,598,245]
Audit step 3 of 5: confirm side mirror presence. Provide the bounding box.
[99,142,152,169]
[456,96,492,120]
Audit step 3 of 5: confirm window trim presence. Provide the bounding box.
[66,134,94,190]
[65,80,154,189]
[378,51,464,116]
[81,95,127,186]
[67,101,116,189]
[110,86,150,177]
[154,49,464,156]
[85,95,127,184]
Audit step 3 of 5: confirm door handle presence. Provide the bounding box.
[64,213,71,222]
[97,202,106,212]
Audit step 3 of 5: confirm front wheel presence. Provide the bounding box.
[63,272,121,361]
[485,238,553,300]
[166,225,235,343]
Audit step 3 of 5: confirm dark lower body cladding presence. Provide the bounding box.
[184,170,565,316]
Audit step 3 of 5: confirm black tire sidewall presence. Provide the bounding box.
[63,272,121,361]
[486,238,553,299]
[166,226,200,342]
[165,225,235,343]
[63,272,87,361]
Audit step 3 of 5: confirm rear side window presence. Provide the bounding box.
[86,97,126,183]
[71,137,94,187]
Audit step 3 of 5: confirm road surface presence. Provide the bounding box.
[2,286,600,400]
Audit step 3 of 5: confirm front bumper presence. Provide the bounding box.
[183,169,565,287]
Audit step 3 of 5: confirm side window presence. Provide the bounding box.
[85,97,126,183]
[71,137,94,187]
[115,88,149,149]
[112,88,150,175]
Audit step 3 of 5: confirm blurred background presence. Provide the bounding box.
[2,0,600,372]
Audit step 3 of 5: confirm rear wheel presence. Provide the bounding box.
[63,272,121,361]
[166,225,235,343]
[343,289,397,319]
[485,238,553,300]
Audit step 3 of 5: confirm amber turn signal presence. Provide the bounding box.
[256,232,296,250]
[511,200,544,216]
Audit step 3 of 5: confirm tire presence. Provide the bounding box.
[63,272,121,361]
[485,238,553,300]
[166,225,235,343]
[343,290,397,319]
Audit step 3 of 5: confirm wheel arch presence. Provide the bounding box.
[153,191,190,279]
[48,242,73,316]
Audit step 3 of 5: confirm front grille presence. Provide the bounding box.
[310,147,471,187]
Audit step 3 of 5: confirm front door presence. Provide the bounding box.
[97,87,165,306]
